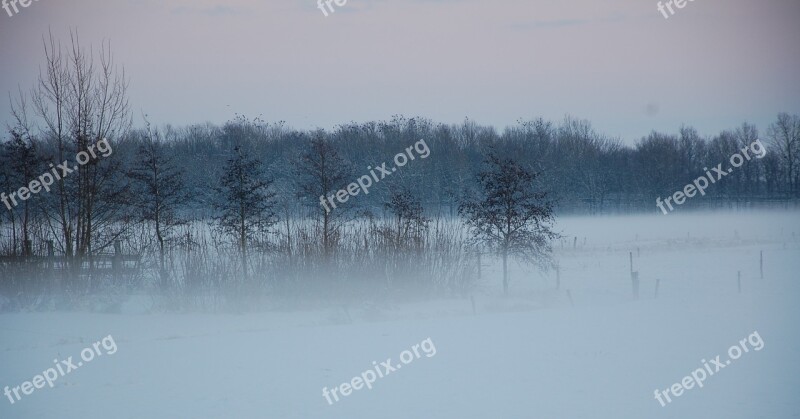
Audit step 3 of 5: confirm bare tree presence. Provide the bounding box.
[214,145,277,279]
[734,123,761,196]
[128,119,188,289]
[552,117,620,212]
[296,130,350,261]
[459,153,558,296]
[3,130,45,256]
[767,113,800,197]
[385,186,429,247]
[24,30,132,260]
[633,132,682,201]
[5,91,45,257]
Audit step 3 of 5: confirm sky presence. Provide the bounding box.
[0,0,798,144]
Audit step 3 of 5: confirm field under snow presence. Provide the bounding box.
[1,210,799,418]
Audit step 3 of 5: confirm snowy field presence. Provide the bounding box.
[1,210,798,418]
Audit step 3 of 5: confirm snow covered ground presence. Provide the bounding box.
[1,210,798,418]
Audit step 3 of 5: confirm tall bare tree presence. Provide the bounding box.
[459,153,558,296]
[128,119,188,289]
[21,30,131,261]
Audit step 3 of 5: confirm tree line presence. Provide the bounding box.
[0,31,798,307]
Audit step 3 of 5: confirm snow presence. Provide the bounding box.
[1,210,798,418]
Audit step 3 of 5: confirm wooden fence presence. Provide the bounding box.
[0,240,142,277]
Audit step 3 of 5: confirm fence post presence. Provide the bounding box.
[46,240,54,270]
[631,271,640,299]
[629,252,633,274]
[737,271,741,293]
[556,265,561,290]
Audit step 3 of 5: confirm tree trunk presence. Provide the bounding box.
[323,210,330,263]
[9,211,17,257]
[240,212,247,279]
[502,249,509,296]
[156,220,166,291]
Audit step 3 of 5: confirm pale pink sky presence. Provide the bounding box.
[0,0,798,143]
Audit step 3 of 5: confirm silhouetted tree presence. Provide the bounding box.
[21,30,131,259]
[214,145,277,278]
[1,129,44,256]
[5,130,44,256]
[459,153,558,296]
[767,113,800,196]
[296,130,350,261]
[128,120,188,288]
[385,186,429,246]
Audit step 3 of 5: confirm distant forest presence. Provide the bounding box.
[1,32,800,307]
[5,112,799,220]
[3,111,799,255]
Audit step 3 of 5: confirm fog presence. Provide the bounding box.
[1,210,798,418]
[2,1,799,417]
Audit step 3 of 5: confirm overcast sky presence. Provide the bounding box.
[0,0,798,144]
